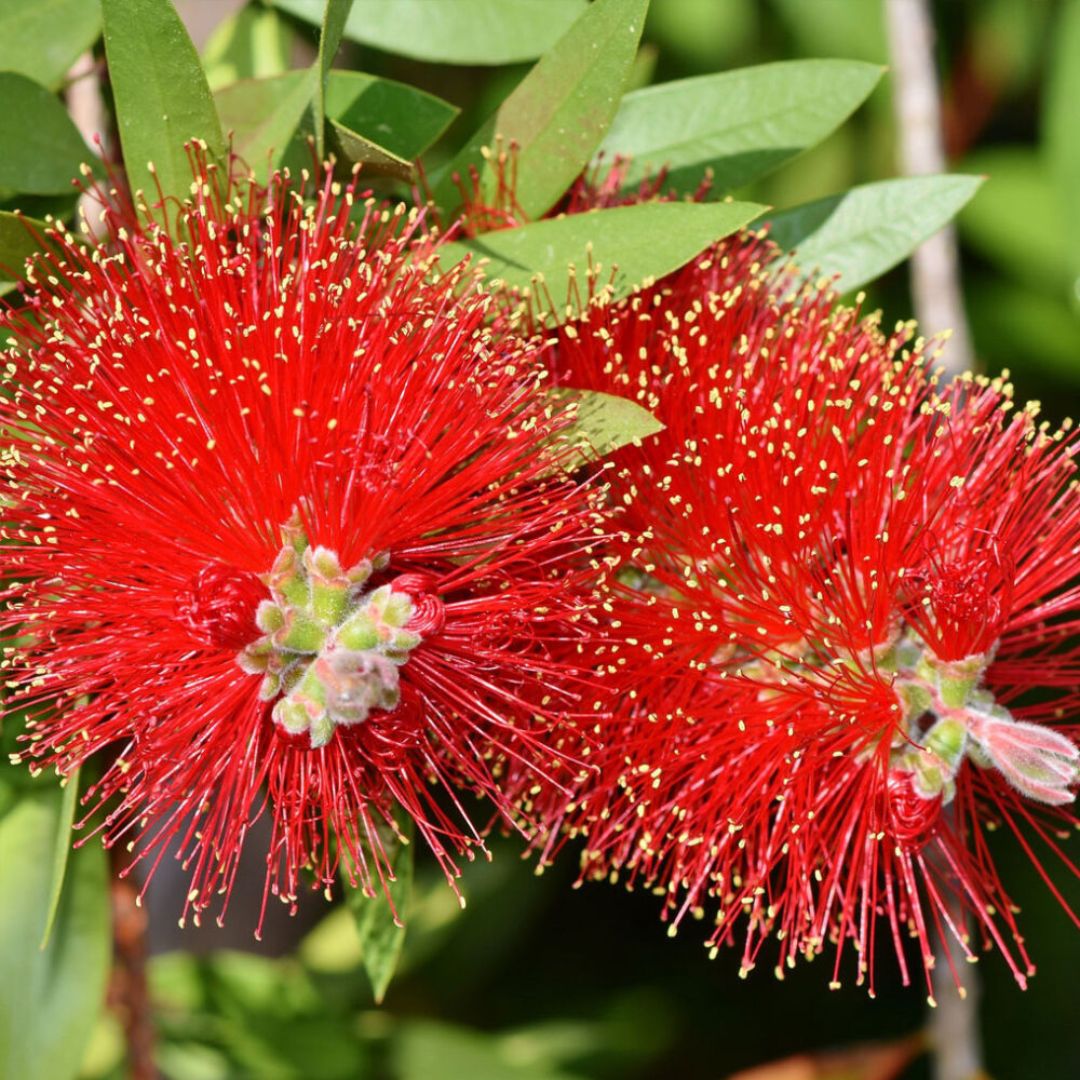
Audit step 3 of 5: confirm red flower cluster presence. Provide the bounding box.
[534,220,1080,996]
[0,159,607,932]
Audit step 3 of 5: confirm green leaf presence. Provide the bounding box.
[434,0,649,218]
[343,811,415,1004]
[550,388,663,467]
[217,70,455,180]
[272,0,589,65]
[439,199,765,317]
[39,767,80,948]
[0,0,101,90]
[764,175,983,292]
[324,71,458,161]
[203,3,293,92]
[1043,0,1080,307]
[597,59,883,194]
[102,0,226,217]
[314,0,355,161]
[958,147,1066,293]
[329,120,412,180]
[0,73,96,196]
[0,212,53,293]
[216,68,319,180]
[967,279,1080,385]
[0,788,110,1080]
[395,1020,578,1080]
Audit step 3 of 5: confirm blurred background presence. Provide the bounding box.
[79,2,1080,1077]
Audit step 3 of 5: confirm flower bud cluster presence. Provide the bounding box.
[238,517,429,749]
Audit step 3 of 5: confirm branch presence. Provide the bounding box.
[885,0,976,380]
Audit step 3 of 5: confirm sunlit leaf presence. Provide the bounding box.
[764,175,983,291]
[272,0,589,65]
[439,199,765,318]
[39,767,80,948]
[215,69,317,180]
[0,788,110,1080]
[0,0,101,90]
[550,388,663,468]
[597,60,883,194]
[434,0,649,218]
[102,0,226,217]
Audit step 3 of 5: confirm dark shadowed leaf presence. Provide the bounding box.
[439,199,765,318]
[102,0,226,214]
[0,74,96,195]
[0,0,101,90]
[434,0,649,218]
[764,175,983,292]
[344,811,415,1004]
[597,59,883,194]
[272,0,588,65]
[0,787,110,1080]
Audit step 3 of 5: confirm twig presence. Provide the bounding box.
[109,849,156,1080]
[885,0,976,380]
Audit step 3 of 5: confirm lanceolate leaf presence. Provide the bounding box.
[550,388,663,467]
[439,199,765,318]
[0,74,97,195]
[597,59,884,194]
[39,767,80,948]
[271,0,589,65]
[764,176,983,292]
[0,0,101,91]
[314,0,355,160]
[434,0,649,218]
[102,0,226,216]
[344,811,415,1005]
[0,788,110,1080]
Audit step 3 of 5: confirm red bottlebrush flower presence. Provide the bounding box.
[0,158,608,932]
[524,177,1080,995]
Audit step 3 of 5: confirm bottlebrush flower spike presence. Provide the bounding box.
[512,165,1080,995]
[0,152,609,932]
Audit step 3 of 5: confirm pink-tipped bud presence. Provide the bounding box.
[968,711,1080,806]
